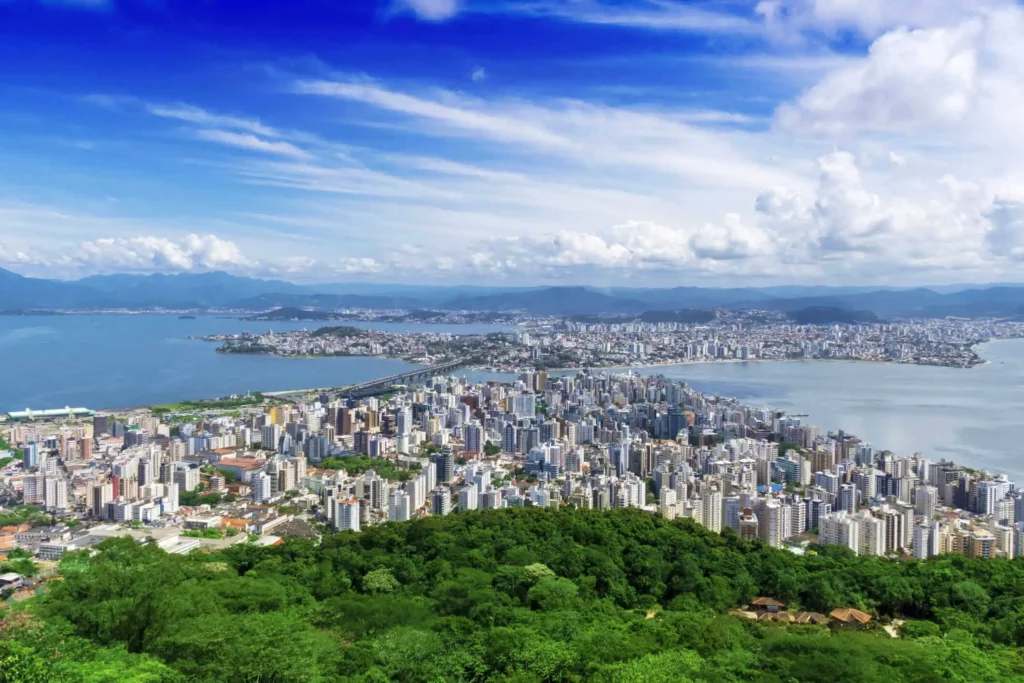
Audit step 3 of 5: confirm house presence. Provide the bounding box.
[749,597,786,613]
[830,608,873,627]
[0,572,23,589]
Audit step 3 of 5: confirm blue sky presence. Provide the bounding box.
[2,0,1023,285]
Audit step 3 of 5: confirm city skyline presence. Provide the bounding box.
[3,0,1024,285]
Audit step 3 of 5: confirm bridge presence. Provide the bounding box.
[338,359,467,399]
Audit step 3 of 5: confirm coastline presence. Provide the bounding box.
[470,353,989,375]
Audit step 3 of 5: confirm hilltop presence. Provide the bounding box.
[4,506,1023,682]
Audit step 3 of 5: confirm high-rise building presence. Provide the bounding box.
[91,482,113,518]
[502,423,517,454]
[432,487,452,516]
[838,483,858,513]
[396,406,412,437]
[172,463,200,492]
[739,508,759,540]
[260,424,282,452]
[334,498,361,532]
[820,511,859,554]
[22,442,39,469]
[915,485,938,520]
[464,421,482,454]
[458,485,479,512]
[913,523,931,560]
[432,447,454,484]
[667,406,686,441]
[23,473,45,504]
[388,490,411,522]
[856,510,886,556]
[701,485,722,533]
[44,477,68,511]
[252,472,274,503]
[757,498,790,548]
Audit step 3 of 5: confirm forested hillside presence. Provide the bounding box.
[3,507,1024,682]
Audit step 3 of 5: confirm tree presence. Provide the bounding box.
[363,567,399,595]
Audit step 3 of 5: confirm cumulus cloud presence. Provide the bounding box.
[757,0,1004,39]
[775,22,981,134]
[471,67,487,83]
[71,234,252,274]
[775,6,1024,145]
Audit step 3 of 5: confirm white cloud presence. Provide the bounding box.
[775,22,981,134]
[471,67,487,83]
[295,78,803,192]
[775,6,1024,147]
[194,129,311,159]
[888,151,907,166]
[146,103,280,138]
[758,0,1006,39]
[294,80,571,148]
[396,0,461,21]
[337,257,383,274]
[511,0,761,34]
[72,234,251,274]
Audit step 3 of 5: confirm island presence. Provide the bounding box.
[200,310,1024,371]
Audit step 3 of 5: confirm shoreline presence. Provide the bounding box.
[98,346,1005,413]
[9,338,1014,416]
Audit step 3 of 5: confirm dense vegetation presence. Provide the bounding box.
[3,507,1024,682]
[788,306,880,325]
[319,455,421,482]
[149,394,264,414]
[312,326,368,338]
[0,505,53,529]
[0,435,22,463]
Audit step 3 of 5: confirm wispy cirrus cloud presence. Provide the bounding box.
[145,102,281,138]
[194,129,312,159]
[512,0,762,34]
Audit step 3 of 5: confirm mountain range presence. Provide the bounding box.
[2,267,1024,319]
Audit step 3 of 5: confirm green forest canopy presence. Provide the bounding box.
[3,506,1024,682]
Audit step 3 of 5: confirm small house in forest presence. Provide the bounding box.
[749,597,785,613]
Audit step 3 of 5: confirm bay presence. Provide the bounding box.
[623,339,1024,482]
[4,314,1024,482]
[0,315,511,411]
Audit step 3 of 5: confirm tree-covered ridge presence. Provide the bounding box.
[3,507,1024,682]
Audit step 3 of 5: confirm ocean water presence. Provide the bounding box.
[0,315,509,411]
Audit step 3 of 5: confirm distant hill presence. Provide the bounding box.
[0,267,107,309]
[444,286,648,316]
[243,307,337,321]
[233,293,424,310]
[310,325,366,338]
[77,271,307,309]
[569,309,717,324]
[3,268,1024,319]
[789,306,880,325]
[638,309,716,324]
